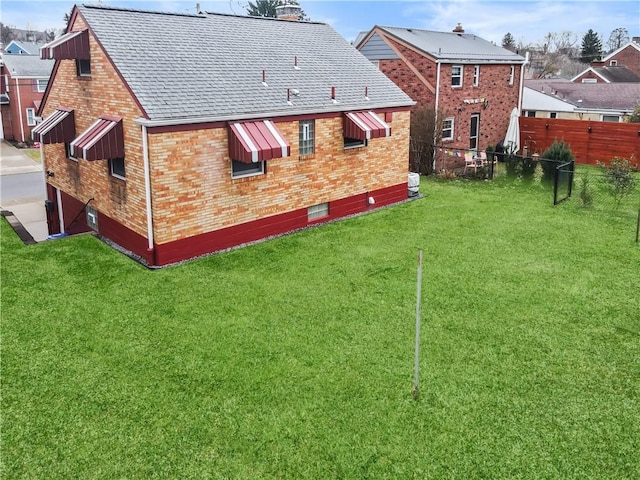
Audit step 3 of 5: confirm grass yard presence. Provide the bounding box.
[2,177,639,479]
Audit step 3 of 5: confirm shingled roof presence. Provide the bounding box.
[360,26,526,63]
[525,80,640,111]
[75,4,414,123]
[2,54,53,77]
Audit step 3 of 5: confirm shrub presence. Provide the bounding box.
[540,140,574,184]
[505,154,520,178]
[521,156,538,180]
[598,157,638,207]
[578,174,593,208]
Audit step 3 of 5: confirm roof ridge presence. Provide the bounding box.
[81,3,202,18]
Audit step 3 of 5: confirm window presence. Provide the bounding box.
[36,79,48,92]
[548,112,557,119]
[231,160,265,178]
[65,142,78,161]
[582,78,597,83]
[451,65,463,87]
[601,115,621,122]
[344,137,367,149]
[86,205,98,231]
[442,117,454,141]
[525,110,536,118]
[308,203,329,221]
[299,120,315,155]
[509,65,515,85]
[610,60,617,66]
[473,65,480,86]
[109,157,126,179]
[26,108,36,126]
[76,59,91,77]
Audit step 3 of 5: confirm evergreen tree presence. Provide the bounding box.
[501,32,516,51]
[580,29,602,63]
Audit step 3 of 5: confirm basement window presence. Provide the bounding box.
[308,202,329,221]
[76,59,91,77]
[86,205,98,231]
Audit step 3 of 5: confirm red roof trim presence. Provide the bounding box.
[31,107,75,144]
[70,115,124,161]
[228,120,290,163]
[344,111,391,140]
[40,29,90,60]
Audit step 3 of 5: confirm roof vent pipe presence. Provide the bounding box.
[262,70,267,87]
[331,86,338,104]
[294,56,300,70]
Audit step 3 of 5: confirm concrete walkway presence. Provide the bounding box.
[0,141,49,242]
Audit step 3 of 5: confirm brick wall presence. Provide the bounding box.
[374,35,521,152]
[148,113,410,245]
[4,74,46,142]
[573,71,600,83]
[609,44,640,77]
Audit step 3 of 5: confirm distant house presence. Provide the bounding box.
[3,40,42,55]
[0,54,54,141]
[35,5,414,267]
[523,80,640,122]
[356,24,526,152]
[572,40,640,83]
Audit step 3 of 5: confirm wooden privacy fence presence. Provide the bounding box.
[519,117,640,167]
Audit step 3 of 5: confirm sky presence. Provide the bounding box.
[1,0,638,47]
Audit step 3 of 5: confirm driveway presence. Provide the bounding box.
[0,141,48,242]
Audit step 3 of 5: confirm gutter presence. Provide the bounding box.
[134,101,415,128]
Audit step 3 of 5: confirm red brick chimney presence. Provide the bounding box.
[452,23,464,33]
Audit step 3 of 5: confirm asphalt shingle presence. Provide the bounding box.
[77,5,414,122]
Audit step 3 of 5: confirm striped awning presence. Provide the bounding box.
[343,111,391,140]
[31,107,75,144]
[228,120,290,164]
[40,29,90,60]
[70,116,124,161]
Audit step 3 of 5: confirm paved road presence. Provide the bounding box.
[1,172,45,205]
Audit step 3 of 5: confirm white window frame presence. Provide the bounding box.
[451,65,463,87]
[299,120,315,155]
[525,110,536,118]
[109,157,126,180]
[36,79,48,92]
[509,65,515,86]
[308,203,329,221]
[442,117,454,141]
[26,108,36,126]
[65,142,78,162]
[473,65,480,86]
[609,60,617,66]
[548,112,557,119]
[601,114,621,122]
[231,160,265,179]
[344,137,367,149]
[582,78,597,84]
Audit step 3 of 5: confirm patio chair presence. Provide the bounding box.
[463,151,477,174]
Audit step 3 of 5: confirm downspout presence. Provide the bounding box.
[517,52,529,113]
[433,60,442,172]
[141,124,155,265]
[56,188,64,233]
[15,77,25,142]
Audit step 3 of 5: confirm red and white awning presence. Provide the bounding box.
[228,120,290,163]
[70,116,124,161]
[31,107,75,144]
[40,29,90,60]
[344,111,391,140]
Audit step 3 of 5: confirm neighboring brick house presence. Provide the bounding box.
[572,40,640,83]
[35,5,414,267]
[0,53,53,141]
[356,24,526,153]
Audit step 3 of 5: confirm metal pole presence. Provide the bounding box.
[413,250,423,399]
[636,209,639,244]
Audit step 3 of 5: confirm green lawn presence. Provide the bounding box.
[2,177,639,479]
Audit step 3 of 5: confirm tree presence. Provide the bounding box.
[607,27,629,52]
[1,22,14,44]
[246,0,309,20]
[627,104,640,123]
[580,29,602,63]
[502,32,516,51]
[45,29,56,42]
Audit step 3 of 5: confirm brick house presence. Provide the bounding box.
[0,53,53,141]
[35,5,414,267]
[356,24,526,154]
[572,40,640,83]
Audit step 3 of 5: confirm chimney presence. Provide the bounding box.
[633,36,640,45]
[452,23,464,33]
[276,3,302,21]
